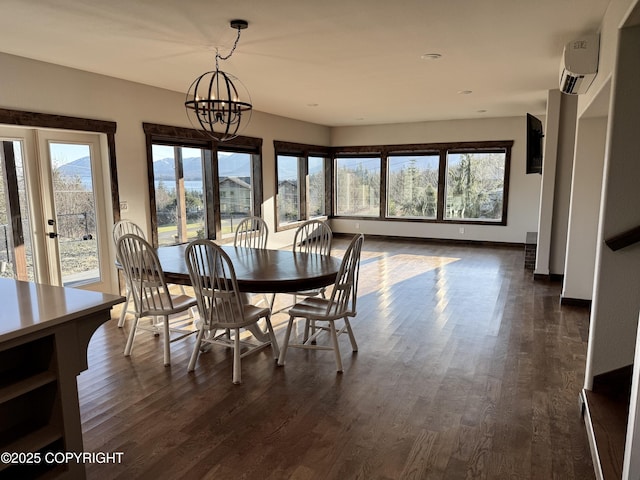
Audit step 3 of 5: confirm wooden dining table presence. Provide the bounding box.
[157,243,342,293]
[156,243,342,343]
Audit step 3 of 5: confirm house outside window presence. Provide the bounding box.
[144,123,262,246]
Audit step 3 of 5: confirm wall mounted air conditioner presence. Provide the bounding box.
[559,34,600,95]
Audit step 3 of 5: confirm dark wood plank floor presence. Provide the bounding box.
[78,237,594,479]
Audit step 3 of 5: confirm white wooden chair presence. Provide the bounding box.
[271,220,333,333]
[117,233,197,366]
[278,233,364,373]
[234,215,270,307]
[112,219,146,328]
[234,216,268,249]
[185,239,279,384]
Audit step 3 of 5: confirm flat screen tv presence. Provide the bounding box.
[526,113,544,174]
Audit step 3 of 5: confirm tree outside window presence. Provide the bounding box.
[335,157,380,217]
[445,151,506,221]
[387,155,439,219]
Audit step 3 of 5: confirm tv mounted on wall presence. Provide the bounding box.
[526,113,544,174]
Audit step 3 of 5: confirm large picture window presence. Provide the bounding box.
[218,150,254,238]
[151,145,206,246]
[445,150,507,222]
[144,123,262,246]
[335,156,380,217]
[387,154,439,219]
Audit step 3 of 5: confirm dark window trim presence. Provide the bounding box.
[144,123,263,246]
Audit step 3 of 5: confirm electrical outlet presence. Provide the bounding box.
[355,222,360,230]
[120,201,128,212]
[459,227,465,234]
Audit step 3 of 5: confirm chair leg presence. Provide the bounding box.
[343,317,358,352]
[163,315,170,367]
[117,289,131,328]
[188,328,205,372]
[277,315,295,366]
[124,316,139,356]
[263,313,279,359]
[233,329,241,384]
[328,321,343,373]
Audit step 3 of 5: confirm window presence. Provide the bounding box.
[144,123,262,246]
[387,154,439,219]
[218,150,254,238]
[335,156,380,217]
[273,142,330,230]
[152,145,206,246]
[276,155,301,225]
[308,156,326,218]
[444,150,507,222]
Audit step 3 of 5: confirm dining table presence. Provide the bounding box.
[156,243,342,342]
[157,243,342,293]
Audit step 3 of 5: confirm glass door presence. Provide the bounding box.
[37,131,112,290]
[0,126,114,292]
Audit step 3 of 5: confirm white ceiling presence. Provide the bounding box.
[0,0,610,127]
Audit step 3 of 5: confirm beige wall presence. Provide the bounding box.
[562,115,607,301]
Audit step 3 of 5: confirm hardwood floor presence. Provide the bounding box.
[78,237,594,479]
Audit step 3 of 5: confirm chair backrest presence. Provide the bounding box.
[185,239,245,329]
[234,216,268,249]
[116,233,176,315]
[113,219,145,245]
[327,234,364,317]
[293,219,332,256]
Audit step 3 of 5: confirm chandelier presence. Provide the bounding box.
[185,20,252,142]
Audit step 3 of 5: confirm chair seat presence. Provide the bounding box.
[140,293,197,318]
[210,304,271,329]
[289,297,354,321]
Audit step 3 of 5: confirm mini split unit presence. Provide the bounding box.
[559,33,600,95]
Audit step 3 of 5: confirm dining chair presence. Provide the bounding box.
[234,215,269,249]
[277,233,364,373]
[117,233,197,366]
[234,215,270,307]
[185,239,279,384]
[112,219,146,328]
[271,219,333,329]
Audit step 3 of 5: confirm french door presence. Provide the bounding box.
[0,126,114,292]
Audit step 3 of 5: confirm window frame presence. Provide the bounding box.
[144,123,263,246]
[273,141,331,231]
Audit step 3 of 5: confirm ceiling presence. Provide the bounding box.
[0,0,610,127]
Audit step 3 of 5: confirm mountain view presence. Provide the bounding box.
[56,152,270,182]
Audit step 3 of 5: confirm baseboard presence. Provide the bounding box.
[332,232,523,249]
[560,297,592,309]
[533,273,564,283]
[581,389,605,480]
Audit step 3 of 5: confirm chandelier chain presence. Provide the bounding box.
[215,27,242,70]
